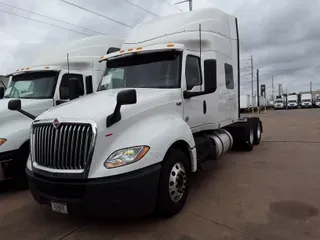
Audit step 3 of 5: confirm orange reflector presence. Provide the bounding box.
[0,139,7,146]
[136,146,150,161]
[26,67,30,70]
[167,43,174,47]
[44,66,50,69]
[128,48,133,52]
[120,50,125,53]
[136,47,142,50]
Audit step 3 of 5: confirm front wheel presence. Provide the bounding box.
[155,148,189,218]
[12,145,29,190]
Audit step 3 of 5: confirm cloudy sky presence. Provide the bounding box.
[1,0,320,98]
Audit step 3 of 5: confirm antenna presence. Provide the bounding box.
[67,53,70,73]
[199,24,202,63]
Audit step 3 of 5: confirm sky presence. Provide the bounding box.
[1,0,320,98]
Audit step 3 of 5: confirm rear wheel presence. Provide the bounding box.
[242,123,254,151]
[155,148,189,218]
[250,117,262,145]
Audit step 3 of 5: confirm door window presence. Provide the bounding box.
[185,55,202,90]
[59,74,84,100]
[225,63,234,89]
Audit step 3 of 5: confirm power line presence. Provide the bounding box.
[0,9,91,36]
[0,1,107,35]
[121,0,159,17]
[58,0,133,28]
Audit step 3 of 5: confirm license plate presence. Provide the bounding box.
[51,201,68,214]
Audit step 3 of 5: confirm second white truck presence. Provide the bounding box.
[274,95,286,110]
[0,35,123,187]
[9,8,263,217]
[301,93,313,108]
[287,93,298,109]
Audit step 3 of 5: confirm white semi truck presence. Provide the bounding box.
[274,95,285,110]
[287,94,298,109]
[9,8,263,217]
[300,93,313,108]
[0,35,123,187]
[240,94,251,112]
[315,95,320,108]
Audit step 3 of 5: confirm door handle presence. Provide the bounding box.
[203,100,207,114]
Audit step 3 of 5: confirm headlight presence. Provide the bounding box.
[0,138,7,146]
[104,146,150,169]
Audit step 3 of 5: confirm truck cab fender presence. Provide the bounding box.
[90,114,197,178]
[0,117,32,153]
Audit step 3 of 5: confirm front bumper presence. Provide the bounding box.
[288,105,298,109]
[0,150,17,181]
[302,104,312,108]
[26,163,161,217]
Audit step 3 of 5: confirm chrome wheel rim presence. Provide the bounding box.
[257,123,261,139]
[249,127,254,144]
[169,162,187,203]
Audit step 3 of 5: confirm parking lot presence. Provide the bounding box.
[1,108,320,240]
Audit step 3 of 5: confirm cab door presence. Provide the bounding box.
[182,52,206,132]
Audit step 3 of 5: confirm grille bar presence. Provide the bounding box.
[33,122,94,170]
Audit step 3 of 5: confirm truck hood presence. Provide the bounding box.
[0,98,53,123]
[38,88,182,122]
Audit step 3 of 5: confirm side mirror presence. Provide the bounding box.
[107,89,137,127]
[0,87,4,99]
[8,99,21,110]
[117,89,137,105]
[68,77,80,100]
[107,47,120,54]
[183,90,203,99]
[8,99,36,120]
[85,75,93,94]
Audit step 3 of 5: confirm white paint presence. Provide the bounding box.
[29,8,239,178]
[0,35,123,154]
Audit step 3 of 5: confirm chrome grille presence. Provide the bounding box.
[32,122,94,170]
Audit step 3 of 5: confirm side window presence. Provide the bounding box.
[185,55,202,90]
[225,63,234,89]
[204,59,217,93]
[59,74,84,100]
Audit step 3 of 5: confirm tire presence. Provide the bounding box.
[155,148,189,218]
[243,123,254,151]
[250,118,262,145]
[12,144,29,190]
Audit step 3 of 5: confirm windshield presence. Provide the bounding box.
[288,100,297,103]
[302,99,311,102]
[97,50,182,91]
[275,100,283,103]
[4,71,58,99]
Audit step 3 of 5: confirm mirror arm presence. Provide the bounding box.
[106,103,121,128]
[17,109,36,120]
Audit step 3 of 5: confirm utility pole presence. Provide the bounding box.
[278,83,281,96]
[256,69,260,113]
[310,81,312,93]
[272,76,274,101]
[250,55,254,114]
[174,0,192,11]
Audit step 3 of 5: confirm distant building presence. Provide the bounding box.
[0,75,8,88]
